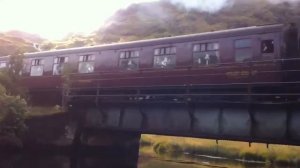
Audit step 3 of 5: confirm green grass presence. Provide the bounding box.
[25,105,64,118]
[140,134,300,166]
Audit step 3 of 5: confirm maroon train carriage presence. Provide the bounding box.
[0,24,299,106]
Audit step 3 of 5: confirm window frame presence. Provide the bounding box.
[261,39,275,54]
[119,50,140,70]
[0,61,7,69]
[234,38,253,63]
[78,54,95,74]
[53,56,69,75]
[153,46,177,69]
[193,42,220,66]
[30,58,44,76]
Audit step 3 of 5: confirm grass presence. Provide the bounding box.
[140,134,300,166]
[25,105,64,118]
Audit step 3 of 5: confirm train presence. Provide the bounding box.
[0,23,300,106]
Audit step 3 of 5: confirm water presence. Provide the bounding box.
[0,150,297,168]
[139,155,268,168]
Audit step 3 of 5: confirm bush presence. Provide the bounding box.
[153,142,183,157]
[0,86,27,138]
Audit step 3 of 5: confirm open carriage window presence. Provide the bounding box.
[78,55,95,73]
[261,40,274,54]
[30,59,44,76]
[119,50,139,70]
[53,56,69,75]
[153,46,176,68]
[193,42,219,66]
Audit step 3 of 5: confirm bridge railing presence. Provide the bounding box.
[62,57,300,104]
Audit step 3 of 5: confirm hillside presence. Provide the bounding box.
[1,0,300,52]
[0,35,36,56]
[95,0,300,43]
[46,0,300,49]
[0,31,42,56]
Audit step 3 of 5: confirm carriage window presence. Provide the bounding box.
[235,39,252,62]
[261,40,274,54]
[0,61,7,69]
[30,59,44,76]
[78,55,95,73]
[193,42,220,66]
[119,50,139,70]
[53,56,68,75]
[154,46,176,68]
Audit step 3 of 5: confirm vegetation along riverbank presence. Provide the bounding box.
[140,134,300,167]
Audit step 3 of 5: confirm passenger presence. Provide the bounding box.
[204,54,210,65]
[209,54,218,64]
[127,60,137,70]
[161,57,169,67]
[197,57,202,65]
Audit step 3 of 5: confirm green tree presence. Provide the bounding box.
[0,52,28,146]
[0,51,26,97]
[0,85,27,139]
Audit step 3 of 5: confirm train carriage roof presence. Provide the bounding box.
[25,24,283,58]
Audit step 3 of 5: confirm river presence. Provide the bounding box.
[0,149,296,168]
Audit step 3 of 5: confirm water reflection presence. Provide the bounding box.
[0,148,137,168]
[0,149,298,168]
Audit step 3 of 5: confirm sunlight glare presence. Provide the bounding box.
[0,0,156,40]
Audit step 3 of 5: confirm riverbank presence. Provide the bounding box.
[140,134,300,167]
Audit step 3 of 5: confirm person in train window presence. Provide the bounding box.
[161,57,169,67]
[197,57,202,65]
[209,53,218,64]
[204,54,210,65]
[127,59,137,70]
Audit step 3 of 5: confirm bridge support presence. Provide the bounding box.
[71,106,141,168]
[80,130,141,168]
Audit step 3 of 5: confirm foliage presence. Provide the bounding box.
[153,141,183,158]
[141,135,300,166]
[25,106,63,118]
[2,0,298,51]
[0,51,27,97]
[0,52,28,143]
[0,85,27,139]
[94,0,300,44]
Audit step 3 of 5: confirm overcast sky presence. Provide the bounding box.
[0,0,290,40]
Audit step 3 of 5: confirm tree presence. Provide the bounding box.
[0,85,27,139]
[0,51,26,97]
[0,52,28,146]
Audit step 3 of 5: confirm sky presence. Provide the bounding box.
[2,0,288,40]
[0,0,160,40]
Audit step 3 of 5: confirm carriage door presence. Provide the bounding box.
[259,34,277,60]
[257,34,280,82]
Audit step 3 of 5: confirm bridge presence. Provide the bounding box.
[21,57,300,168]
[65,81,300,167]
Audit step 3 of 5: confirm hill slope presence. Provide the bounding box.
[0,33,38,56]
[95,0,300,43]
